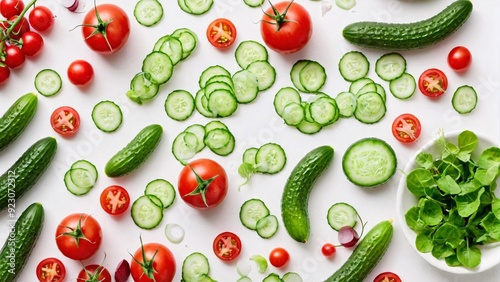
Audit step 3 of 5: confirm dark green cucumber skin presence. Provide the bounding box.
[0,93,38,152]
[342,0,473,50]
[324,220,394,282]
[105,124,163,177]
[0,202,44,282]
[0,137,57,211]
[281,145,334,243]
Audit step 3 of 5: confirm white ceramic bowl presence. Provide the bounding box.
[396,131,500,274]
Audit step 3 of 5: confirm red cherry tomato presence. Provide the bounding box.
[55,213,102,260]
[269,247,290,268]
[21,31,44,56]
[50,106,81,137]
[29,6,55,32]
[373,271,402,282]
[447,46,472,72]
[100,185,130,215]
[213,231,242,261]
[418,68,448,98]
[36,257,66,282]
[0,0,24,19]
[8,15,30,40]
[77,264,112,282]
[321,243,336,257]
[67,59,94,86]
[391,113,421,143]
[4,45,25,69]
[130,242,176,282]
[206,18,237,49]
[0,64,11,84]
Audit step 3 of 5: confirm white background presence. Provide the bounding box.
[1,0,500,281]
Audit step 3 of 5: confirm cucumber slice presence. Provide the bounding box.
[256,214,279,239]
[354,92,386,124]
[195,88,216,118]
[172,131,199,165]
[141,51,173,85]
[131,194,164,229]
[452,85,477,114]
[243,0,264,8]
[335,0,356,10]
[127,72,160,104]
[246,60,276,91]
[281,102,305,126]
[34,69,62,97]
[164,89,194,121]
[184,124,206,152]
[309,96,339,125]
[273,87,301,117]
[349,77,374,95]
[182,252,210,281]
[242,147,258,165]
[263,273,282,282]
[134,0,163,27]
[183,0,213,15]
[145,179,176,209]
[327,202,358,231]
[299,60,327,93]
[282,272,303,282]
[335,91,357,118]
[375,52,407,81]
[206,89,238,117]
[235,40,268,69]
[204,128,231,150]
[232,69,260,104]
[389,72,416,100]
[171,27,198,59]
[71,159,98,183]
[240,198,270,230]
[199,65,231,88]
[255,143,286,174]
[91,100,123,132]
[338,51,369,82]
[159,36,184,65]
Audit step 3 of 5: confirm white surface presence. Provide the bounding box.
[1,0,500,281]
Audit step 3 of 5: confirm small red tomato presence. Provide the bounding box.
[100,185,130,215]
[391,113,421,143]
[206,18,237,49]
[321,243,336,257]
[29,6,54,32]
[77,264,112,282]
[8,15,30,40]
[4,45,25,69]
[50,106,81,137]
[67,59,94,86]
[213,231,242,261]
[373,271,402,282]
[0,64,10,84]
[21,31,44,56]
[0,0,24,19]
[418,68,448,98]
[447,46,472,72]
[36,257,66,282]
[269,247,290,268]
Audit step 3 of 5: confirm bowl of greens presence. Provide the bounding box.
[396,129,500,274]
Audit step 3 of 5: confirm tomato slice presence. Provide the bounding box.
[206,18,237,49]
[36,257,66,282]
[213,231,241,261]
[100,185,130,215]
[50,106,80,137]
[418,68,448,98]
[391,113,421,143]
[373,271,402,282]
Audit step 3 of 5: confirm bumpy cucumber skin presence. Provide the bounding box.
[324,220,394,282]
[0,93,38,152]
[0,137,57,211]
[0,202,44,282]
[281,145,334,243]
[342,0,473,50]
[105,124,163,177]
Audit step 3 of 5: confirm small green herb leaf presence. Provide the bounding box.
[415,232,433,253]
[436,175,461,195]
[238,162,256,189]
[455,187,484,217]
[420,199,444,226]
[457,244,481,269]
[406,168,436,197]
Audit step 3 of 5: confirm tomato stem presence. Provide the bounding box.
[262,0,297,32]
[80,254,108,282]
[56,214,95,248]
[1,0,38,56]
[183,164,218,207]
[130,236,159,281]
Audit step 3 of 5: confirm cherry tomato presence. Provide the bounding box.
[321,243,336,257]
[213,231,242,261]
[29,6,54,32]
[55,213,102,260]
[206,18,237,49]
[77,264,112,282]
[447,46,472,72]
[20,31,44,56]
[373,271,402,282]
[178,158,228,210]
[67,59,94,86]
[36,257,66,282]
[0,0,24,19]
[260,1,312,54]
[391,113,421,143]
[100,185,130,215]
[418,68,448,98]
[130,242,176,282]
[81,4,130,54]
[0,64,10,84]
[269,247,290,268]
[4,45,25,69]
[50,106,81,137]
[8,15,30,40]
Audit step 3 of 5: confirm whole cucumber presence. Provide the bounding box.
[342,0,473,51]
[281,145,334,243]
[0,93,38,152]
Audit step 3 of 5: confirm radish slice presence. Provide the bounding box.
[164,223,185,244]
[61,0,89,12]
[338,226,359,247]
[114,259,130,282]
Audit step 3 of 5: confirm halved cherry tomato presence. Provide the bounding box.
[418,68,448,98]
[36,257,66,282]
[373,271,402,282]
[269,247,290,268]
[391,113,421,143]
[321,243,336,257]
[206,18,237,49]
[213,231,242,261]
[448,46,472,72]
[100,185,130,215]
[50,106,81,137]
